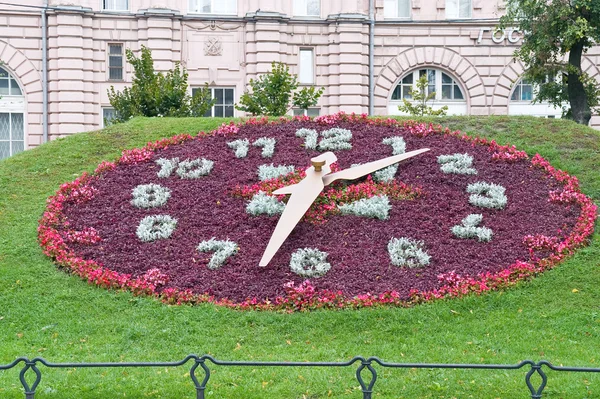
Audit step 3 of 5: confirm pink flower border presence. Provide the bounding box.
[37,113,598,312]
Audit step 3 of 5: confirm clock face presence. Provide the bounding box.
[43,115,593,308]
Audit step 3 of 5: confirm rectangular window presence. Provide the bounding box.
[107,44,124,81]
[189,0,237,14]
[193,87,235,118]
[293,0,320,17]
[102,0,128,11]
[384,0,411,18]
[299,49,315,85]
[446,0,472,18]
[293,108,320,117]
[102,107,117,127]
[0,112,24,160]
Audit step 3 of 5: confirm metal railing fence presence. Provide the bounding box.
[2,355,600,399]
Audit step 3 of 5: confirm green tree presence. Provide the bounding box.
[236,62,324,116]
[500,0,600,125]
[397,74,448,117]
[107,46,214,123]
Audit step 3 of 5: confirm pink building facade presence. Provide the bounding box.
[1,0,599,160]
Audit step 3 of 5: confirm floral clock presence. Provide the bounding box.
[38,113,597,311]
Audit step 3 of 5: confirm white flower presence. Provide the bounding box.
[136,215,177,242]
[227,139,250,158]
[290,248,331,278]
[131,184,171,208]
[296,128,319,150]
[155,158,180,178]
[257,164,295,181]
[338,195,391,220]
[318,128,352,151]
[253,137,276,158]
[467,182,507,209]
[388,237,431,268]
[451,213,493,242]
[382,136,406,155]
[437,153,478,175]
[176,158,214,179]
[197,238,238,270]
[246,191,285,216]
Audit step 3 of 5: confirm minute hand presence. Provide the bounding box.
[322,148,430,186]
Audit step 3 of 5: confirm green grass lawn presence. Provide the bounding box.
[1,116,599,398]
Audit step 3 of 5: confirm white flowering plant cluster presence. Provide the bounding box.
[295,128,319,150]
[197,238,239,270]
[227,139,250,158]
[467,182,507,209]
[155,158,179,178]
[437,153,478,175]
[338,195,391,220]
[258,164,295,181]
[246,191,285,216]
[382,136,407,155]
[451,213,493,242]
[387,237,431,268]
[131,183,171,209]
[156,157,214,179]
[253,137,277,158]
[176,158,214,179]
[318,128,352,151]
[136,215,178,242]
[289,248,331,278]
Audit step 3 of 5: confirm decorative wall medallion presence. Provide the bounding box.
[204,36,223,56]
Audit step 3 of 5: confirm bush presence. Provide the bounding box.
[236,62,324,116]
[107,46,214,123]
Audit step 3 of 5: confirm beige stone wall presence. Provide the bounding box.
[1,0,600,150]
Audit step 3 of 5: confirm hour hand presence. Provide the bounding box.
[322,148,430,186]
[259,152,336,267]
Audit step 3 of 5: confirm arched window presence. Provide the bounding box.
[0,67,25,160]
[509,77,562,118]
[389,68,467,115]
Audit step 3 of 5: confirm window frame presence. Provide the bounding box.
[298,48,315,85]
[383,0,411,19]
[101,0,129,12]
[391,68,465,102]
[293,0,321,17]
[107,43,125,82]
[0,112,25,160]
[192,87,236,118]
[188,0,238,15]
[445,0,472,19]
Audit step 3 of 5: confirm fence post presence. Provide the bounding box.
[356,359,377,399]
[525,362,547,399]
[19,361,41,399]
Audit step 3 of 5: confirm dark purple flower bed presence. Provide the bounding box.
[39,114,597,310]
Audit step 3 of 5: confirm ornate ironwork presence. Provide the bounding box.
[1,356,599,398]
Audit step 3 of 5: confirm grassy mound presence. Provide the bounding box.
[0,116,599,398]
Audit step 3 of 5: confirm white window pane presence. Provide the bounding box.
[384,0,396,17]
[441,85,452,99]
[0,80,8,95]
[0,68,8,78]
[446,0,458,18]
[11,114,23,140]
[10,79,22,95]
[511,86,520,101]
[0,141,9,159]
[293,109,304,116]
[299,49,314,84]
[0,114,9,140]
[294,0,307,15]
[307,0,320,16]
[459,0,471,17]
[214,0,236,14]
[307,108,320,117]
[12,140,24,155]
[454,85,464,99]
[398,0,410,18]
[225,89,234,105]
[116,0,128,10]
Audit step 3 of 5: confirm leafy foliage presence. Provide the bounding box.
[500,0,600,125]
[107,46,214,123]
[398,74,448,117]
[236,62,324,116]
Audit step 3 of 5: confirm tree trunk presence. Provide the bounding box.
[567,39,592,125]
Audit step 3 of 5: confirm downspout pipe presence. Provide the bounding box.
[368,0,374,116]
[42,0,48,143]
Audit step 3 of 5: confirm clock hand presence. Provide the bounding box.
[259,152,337,267]
[322,148,430,186]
